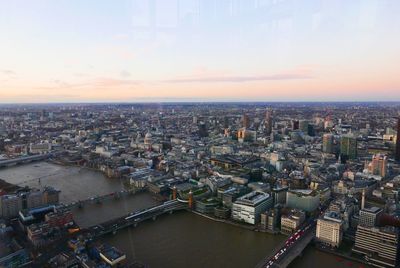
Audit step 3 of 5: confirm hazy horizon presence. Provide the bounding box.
[2,100,400,106]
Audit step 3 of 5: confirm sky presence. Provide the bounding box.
[1,0,400,103]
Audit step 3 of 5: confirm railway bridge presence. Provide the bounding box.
[88,199,188,237]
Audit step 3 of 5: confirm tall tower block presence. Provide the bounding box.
[396,118,400,161]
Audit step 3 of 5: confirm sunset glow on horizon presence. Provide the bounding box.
[1,0,400,103]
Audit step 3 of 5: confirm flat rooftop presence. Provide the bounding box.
[289,189,315,196]
[99,246,125,262]
[361,206,382,214]
[236,191,270,206]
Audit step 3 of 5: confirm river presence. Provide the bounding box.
[0,162,367,268]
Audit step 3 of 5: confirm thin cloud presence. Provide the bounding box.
[161,73,314,83]
[90,78,140,87]
[1,69,16,76]
[74,73,90,77]
[35,77,142,90]
[113,33,130,40]
[120,70,131,78]
[33,67,314,92]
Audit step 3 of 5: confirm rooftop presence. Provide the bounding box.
[236,191,270,206]
[361,206,382,214]
[99,245,125,262]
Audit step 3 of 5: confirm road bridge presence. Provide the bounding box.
[255,220,316,268]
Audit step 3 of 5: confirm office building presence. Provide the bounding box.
[286,189,320,212]
[27,222,51,247]
[24,190,44,210]
[42,186,60,205]
[261,211,268,230]
[299,120,309,134]
[265,109,273,135]
[198,122,208,137]
[242,113,250,128]
[237,128,256,143]
[221,185,249,208]
[0,188,60,218]
[328,197,358,231]
[322,133,334,153]
[368,154,388,178]
[292,120,299,130]
[29,142,51,154]
[260,206,281,232]
[272,186,288,205]
[268,206,281,232]
[340,134,357,160]
[307,124,315,136]
[353,225,399,268]
[44,208,73,228]
[195,198,220,214]
[214,206,230,219]
[396,118,400,161]
[281,209,306,234]
[232,191,273,224]
[316,211,343,247]
[0,195,22,219]
[359,207,382,227]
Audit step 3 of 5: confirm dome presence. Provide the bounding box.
[144,132,153,145]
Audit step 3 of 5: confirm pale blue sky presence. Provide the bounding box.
[1,0,400,102]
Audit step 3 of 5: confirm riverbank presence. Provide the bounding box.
[191,210,260,232]
[0,161,125,204]
[47,159,99,173]
[191,210,282,235]
[0,178,21,193]
[314,243,372,267]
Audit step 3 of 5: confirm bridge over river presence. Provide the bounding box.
[0,154,52,168]
[61,189,137,209]
[255,220,316,268]
[87,199,189,238]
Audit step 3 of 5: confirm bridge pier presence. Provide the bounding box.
[169,210,174,214]
[152,215,157,221]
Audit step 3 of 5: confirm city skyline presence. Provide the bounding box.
[1,102,400,267]
[2,2,400,267]
[1,0,400,103]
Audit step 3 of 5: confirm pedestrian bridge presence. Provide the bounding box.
[62,190,133,209]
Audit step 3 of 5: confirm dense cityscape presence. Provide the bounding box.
[0,102,400,267]
[2,0,400,267]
